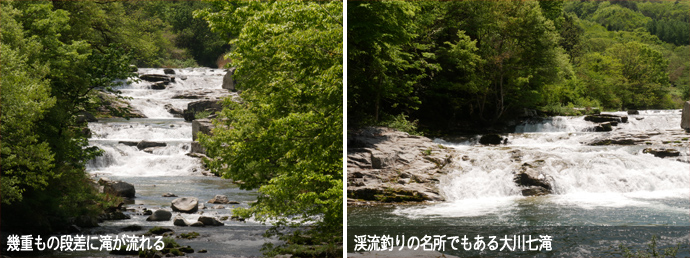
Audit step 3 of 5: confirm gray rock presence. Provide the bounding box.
[146,210,172,221]
[189,221,205,227]
[627,110,639,115]
[208,195,230,204]
[513,161,554,196]
[347,127,455,204]
[162,193,177,197]
[137,141,167,150]
[164,104,184,118]
[198,216,223,226]
[100,179,136,198]
[192,119,214,141]
[180,75,188,80]
[222,67,236,92]
[682,101,690,132]
[190,141,206,155]
[171,197,199,213]
[163,68,175,75]
[173,215,189,226]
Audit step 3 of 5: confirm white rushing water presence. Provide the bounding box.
[395,110,689,218]
[87,68,230,177]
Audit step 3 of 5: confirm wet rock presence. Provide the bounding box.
[137,140,167,150]
[146,210,172,221]
[173,215,189,226]
[479,134,504,145]
[627,110,639,115]
[180,75,188,80]
[183,100,224,121]
[142,147,161,154]
[198,249,207,253]
[514,161,554,196]
[189,221,205,227]
[643,148,680,158]
[118,141,139,147]
[585,114,628,123]
[197,216,224,226]
[162,193,177,197]
[171,197,199,213]
[94,91,146,119]
[164,104,184,118]
[151,81,167,90]
[222,67,236,92]
[207,195,230,204]
[143,210,153,215]
[192,119,214,141]
[589,138,638,146]
[140,74,171,82]
[163,68,175,75]
[190,141,206,155]
[682,101,690,132]
[99,178,136,198]
[595,122,613,132]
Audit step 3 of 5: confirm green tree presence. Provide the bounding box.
[197,1,342,256]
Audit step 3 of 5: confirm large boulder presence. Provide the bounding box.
[222,67,236,92]
[171,197,199,213]
[99,178,136,198]
[146,210,172,221]
[682,101,690,132]
[347,127,457,204]
[192,119,214,141]
[137,141,167,150]
[163,68,176,75]
[183,100,224,121]
[513,161,554,196]
[197,216,223,226]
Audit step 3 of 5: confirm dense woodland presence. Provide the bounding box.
[1,1,342,256]
[348,0,690,134]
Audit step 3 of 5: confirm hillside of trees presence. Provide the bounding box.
[1,0,228,233]
[348,0,689,134]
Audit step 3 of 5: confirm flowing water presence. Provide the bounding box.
[349,110,690,256]
[77,68,272,257]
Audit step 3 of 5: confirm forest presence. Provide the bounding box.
[348,0,690,134]
[2,0,342,256]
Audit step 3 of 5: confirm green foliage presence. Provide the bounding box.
[194,110,212,120]
[379,113,421,136]
[198,1,342,256]
[590,2,651,32]
[177,232,200,239]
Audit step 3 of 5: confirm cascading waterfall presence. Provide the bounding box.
[87,68,229,177]
[395,110,689,218]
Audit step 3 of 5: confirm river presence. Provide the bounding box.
[348,110,689,257]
